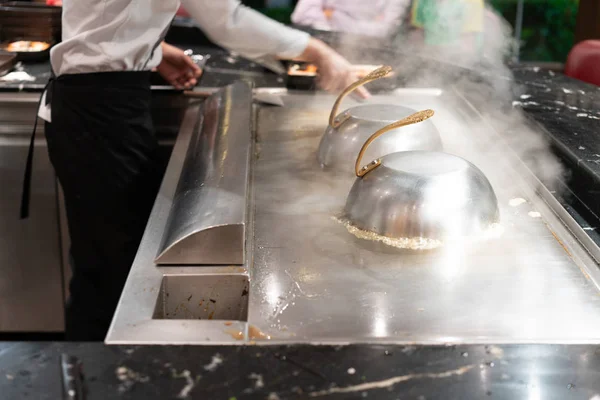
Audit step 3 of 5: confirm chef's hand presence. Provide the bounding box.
[157,42,202,90]
[298,38,370,99]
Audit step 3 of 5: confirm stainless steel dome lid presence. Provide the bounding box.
[318,66,442,174]
[343,110,500,243]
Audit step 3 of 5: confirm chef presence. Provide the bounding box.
[292,0,410,38]
[25,0,366,340]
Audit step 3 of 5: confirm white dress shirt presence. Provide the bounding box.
[39,0,310,121]
[50,0,310,76]
[291,0,410,38]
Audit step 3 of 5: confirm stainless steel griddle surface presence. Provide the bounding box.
[248,90,600,344]
[107,88,600,345]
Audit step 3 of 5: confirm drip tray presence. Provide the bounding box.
[153,275,249,321]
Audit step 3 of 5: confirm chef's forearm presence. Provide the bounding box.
[292,37,329,63]
[181,0,310,59]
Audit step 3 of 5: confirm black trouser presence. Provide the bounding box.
[44,71,166,341]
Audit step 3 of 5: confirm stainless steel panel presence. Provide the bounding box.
[0,93,64,333]
[0,93,44,135]
[155,81,252,265]
[108,89,600,345]
[0,134,64,332]
[107,100,252,344]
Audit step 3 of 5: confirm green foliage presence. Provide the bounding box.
[258,7,294,24]
[490,0,578,62]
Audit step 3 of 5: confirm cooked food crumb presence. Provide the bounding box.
[508,198,526,207]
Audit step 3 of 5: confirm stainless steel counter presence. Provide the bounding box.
[0,93,65,332]
[0,91,188,334]
[107,85,600,345]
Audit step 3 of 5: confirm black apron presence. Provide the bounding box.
[23,71,166,340]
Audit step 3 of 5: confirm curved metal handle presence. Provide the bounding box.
[328,65,393,128]
[354,109,435,177]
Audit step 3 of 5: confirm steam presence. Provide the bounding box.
[333,3,565,192]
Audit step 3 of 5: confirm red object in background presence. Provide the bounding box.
[565,40,600,87]
[176,6,190,17]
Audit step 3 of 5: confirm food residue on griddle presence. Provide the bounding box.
[248,325,271,340]
[224,329,244,340]
[508,197,526,207]
[528,211,542,218]
[224,326,274,341]
[333,216,442,250]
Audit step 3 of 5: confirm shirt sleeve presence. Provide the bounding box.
[181,0,311,59]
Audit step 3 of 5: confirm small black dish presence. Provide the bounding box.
[286,61,317,91]
[0,39,53,62]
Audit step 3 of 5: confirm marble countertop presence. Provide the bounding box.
[512,67,600,180]
[1,342,598,399]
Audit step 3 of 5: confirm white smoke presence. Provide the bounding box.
[331,2,565,192]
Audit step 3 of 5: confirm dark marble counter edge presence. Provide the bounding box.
[1,342,599,399]
[509,68,600,229]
